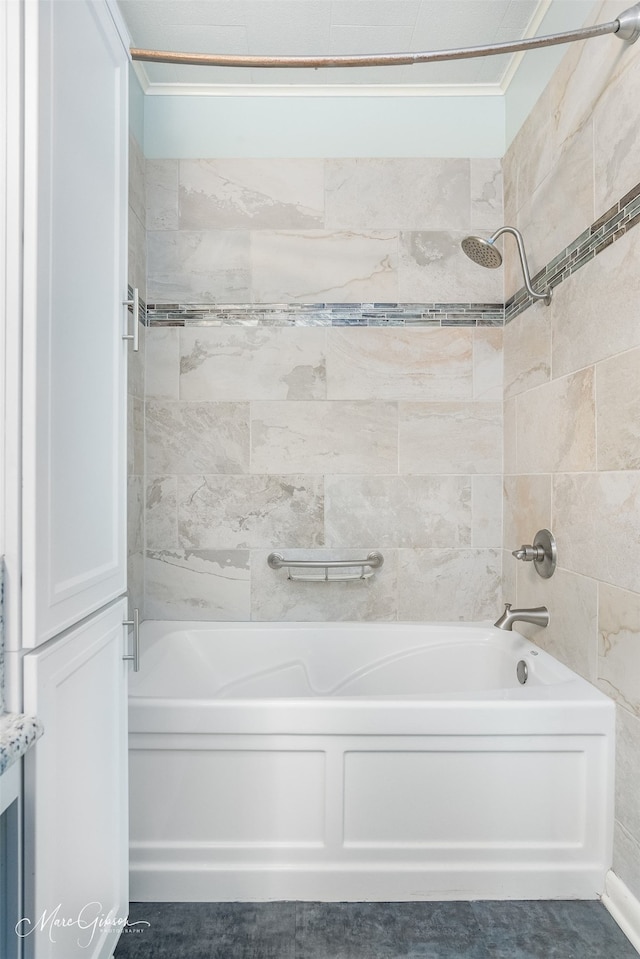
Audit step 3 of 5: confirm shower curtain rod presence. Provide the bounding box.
[131,3,640,69]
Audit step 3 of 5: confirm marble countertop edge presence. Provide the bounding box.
[0,712,44,776]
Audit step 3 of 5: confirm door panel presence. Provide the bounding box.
[22,0,128,647]
[22,600,129,959]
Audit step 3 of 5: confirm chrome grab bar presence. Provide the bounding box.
[122,287,140,352]
[267,551,384,583]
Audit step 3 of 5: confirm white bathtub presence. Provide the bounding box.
[128,621,615,903]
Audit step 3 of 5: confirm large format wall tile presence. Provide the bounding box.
[251,230,398,303]
[516,368,596,474]
[180,328,327,401]
[397,548,502,621]
[146,476,178,550]
[593,52,640,213]
[250,548,398,622]
[399,402,502,474]
[472,475,503,548]
[145,549,251,620]
[503,303,550,399]
[551,227,640,378]
[178,474,324,549]
[515,566,598,683]
[470,158,504,231]
[553,472,640,593]
[326,328,473,402]
[615,706,640,845]
[398,231,503,302]
[251,401,398,474]
[596,347,640,471]
[473,328,503,402]
[614,821,640,904]
[179,159,325,230]
[598,582,640,716]
[146,401,250,474]
[324,475,471,549]
[146,159,178,231]
[502,474,552,551]
[146,328,180,399]
[147,230,251,303]
[324,158,471,231]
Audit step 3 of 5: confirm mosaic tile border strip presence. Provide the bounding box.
[146,302,505,329]
[505,179,640,323]
[146,179,640,330]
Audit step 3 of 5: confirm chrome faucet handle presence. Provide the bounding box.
[511,529,557,579]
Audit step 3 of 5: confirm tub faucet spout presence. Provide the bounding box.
[494,603,550,631]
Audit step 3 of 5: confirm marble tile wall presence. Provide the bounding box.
[144,155,505,624]
[502,0,640,902]
[128,132,146,621]
[146,158,504,305]
[144,324,504,623]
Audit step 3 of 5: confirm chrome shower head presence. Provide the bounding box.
[460,226,552,305]
[461,235,503,269]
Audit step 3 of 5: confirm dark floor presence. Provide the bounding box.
[112,900,638,958]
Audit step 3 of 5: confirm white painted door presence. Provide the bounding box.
[22,600,129,959]
[22,0,129,647]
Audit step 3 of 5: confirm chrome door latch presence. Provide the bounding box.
[122,287,140,352]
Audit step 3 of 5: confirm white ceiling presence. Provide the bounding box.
[117,0,548,88]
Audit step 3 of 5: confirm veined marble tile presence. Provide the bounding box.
[597,347,640,470]
[146,328,180,399]
[551,227,640,377]
[177,474,324,549]
[146,475,178,550]
[127,475,144,555]
[472,475,502,548]
[179,328,326,401]
[473,328,503,402]
[598,582,640,716]
[147,230,250,304]
[503,302,551,399]
[516,368,596,474]
[516,123,594,273]
[145,549,250,621]
[503,474,552,552]
[593,51,640,212]
[397,548,502,621]
[250,548,398,622]
[128,206,146,298]
[515,566,598,683]
[470,158,504,231]
[503,396,517,476]
[250,400,397,475]
[553,472,640,592]
[325,158,471,231]
[615,705,640,843]
[614,821,640,904]
[327,328,474,402]
[325,475,471,549]
[250,230,398,303]
[128,133,145,229]
[398,231,503,303]
[146,401,250,475]
[128,396,144,477]
[179,159,324,230]
[146,159,178,231]
[399,402,502,474]
[127,550,144,622]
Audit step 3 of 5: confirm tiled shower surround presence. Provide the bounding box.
[143,155,506,623]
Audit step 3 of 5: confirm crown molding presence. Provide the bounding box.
[140,81,505,98]
[499,0,553,93]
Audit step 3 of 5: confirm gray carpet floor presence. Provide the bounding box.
[112,900,638,958]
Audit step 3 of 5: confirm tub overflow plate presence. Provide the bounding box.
[516,660,529,685]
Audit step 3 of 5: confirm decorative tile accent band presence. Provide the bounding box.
[145,179,640,330]
[505,179,640,323]
[146,302,505,328]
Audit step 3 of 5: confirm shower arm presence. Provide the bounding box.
[130,4,640,69]
[493,226,552,306]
